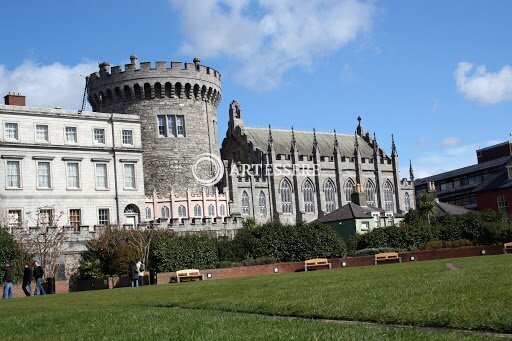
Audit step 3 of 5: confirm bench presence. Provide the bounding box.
[504,242,512,254]
[304,258,332,271]
[374,252,401,265]
[176,269,204,283]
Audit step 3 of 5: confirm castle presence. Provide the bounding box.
[0,55,414,276]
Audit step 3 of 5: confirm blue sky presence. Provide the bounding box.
[0,0,511,178]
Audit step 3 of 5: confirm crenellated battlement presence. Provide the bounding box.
[88,55,222,111]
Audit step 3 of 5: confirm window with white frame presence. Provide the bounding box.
[66,162,80,189]
[194,204,202,217]
[384,182,394,211]
[39,209,53,229]
[385,213,394,226]
[178,205,187,217]
[241,191,250,215]
[208,204,215,217]
[303,179,315,213]
[98,209,110,226]
[498,196,508,218]
[157,115,186,137]
[8,210,22,229]
[145,207,152,219]
[123,164,135,189]
[95,163,108,189]
[65,127,77,143]
[508,167,512,180]
[122,130,133,145]
[36,125,49,142]
[325,180,336,213]
[361,221,370,231]
[93,128,105,144]
[280,179,293,214]
[5,123,18,140]
[372,212,380,228]
[6,160,21,188]
[161,206,170,218]
[37,162,51,188]
[259,191,267,216]
[219,204,226,216]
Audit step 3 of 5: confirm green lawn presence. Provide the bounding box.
[0,255,511,340]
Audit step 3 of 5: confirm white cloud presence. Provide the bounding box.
[413,140,502,178]
[0,60,97,109]
[439,136,460,147]
[170,0,374,88]
[455,62,512,104]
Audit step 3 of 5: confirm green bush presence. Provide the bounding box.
[229,221,346,262]
[77,259,104,280]
[150,232,218,272]
[0,227,26,283]
[419,239,473,251]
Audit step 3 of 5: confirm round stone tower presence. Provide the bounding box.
[87,55,222,195]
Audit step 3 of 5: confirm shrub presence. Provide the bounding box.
[230,221,346,262]
[77,259,105,280]
[150,232,218,272]
[0,227,26,283]
[419,239,473,251]
[241,256,277,266]
[353,248,401,256]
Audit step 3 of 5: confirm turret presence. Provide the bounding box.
[87,56,222,195]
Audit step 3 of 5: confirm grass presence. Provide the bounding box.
[0,255,511,340]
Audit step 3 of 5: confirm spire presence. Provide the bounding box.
[333,129,339,150]
[268,124,273,145]
[373,132,378,149]
[356,115,364,136]
[291,126,296,151]
[391,134,398,157]
[409,159,415,181]
[354,131,360,153]
[313,128,318,149]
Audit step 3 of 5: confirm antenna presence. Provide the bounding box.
[80,76,89,112]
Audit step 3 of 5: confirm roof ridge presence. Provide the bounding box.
[246,126,354,136]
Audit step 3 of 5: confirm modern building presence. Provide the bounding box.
[414,140,512,218]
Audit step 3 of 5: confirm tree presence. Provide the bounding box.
[12,205,67,278]
[0,227,26,282]
[417,193,437,224]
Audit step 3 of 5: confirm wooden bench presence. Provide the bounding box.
[304,258,332,271]
[374,252,401,265]
[176,269,204,283]
[504,242,512,254]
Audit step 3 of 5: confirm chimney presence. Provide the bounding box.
[4,92,26,106]
[351,183,367,206]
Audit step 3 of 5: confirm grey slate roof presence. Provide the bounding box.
[415,156,511,185]
[474,159,512,193]
[244,127,378,158]
[317,203,384,223]
[435,201,471,216]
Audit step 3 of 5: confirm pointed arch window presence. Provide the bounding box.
[365,180,377,206]
[194,204,202,217]
[178,205,187,217]
[241,191,250,215]
[344,179,355,203]
[325,179,336,213]
[303,179,315,213]
[259,191,267,216]
[384,181,394,211]
[404,192,411,212]
[219,204,226,216]
[280,179,293,214]
[161,206,170,218]
[208,204,215,217]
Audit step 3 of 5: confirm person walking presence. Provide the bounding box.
[22,264,33,297]
[33,261,46,296]
[136,260,145,286]
[128,263,139,288]
[2,262,14,299]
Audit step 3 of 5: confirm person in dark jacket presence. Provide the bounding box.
[22,264,33,297]
[33,261,46,296]
[2,262,14,299]
[128,263,139,288]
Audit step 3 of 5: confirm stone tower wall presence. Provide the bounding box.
[87,57,222,195]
